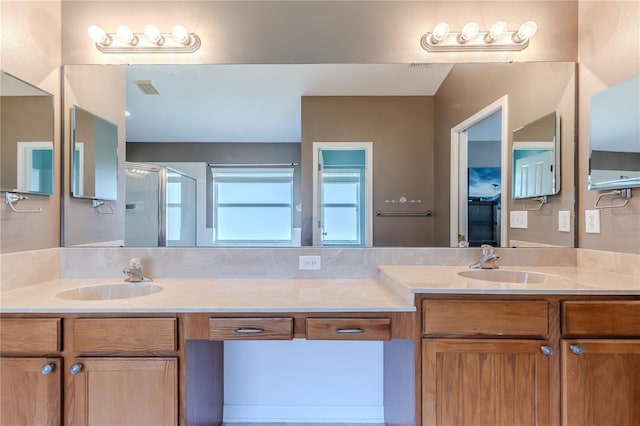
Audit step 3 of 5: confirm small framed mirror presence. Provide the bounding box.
[1,72,54,195]
[71,105,118,200]
[512,111,560,199]
[588,76,640,191]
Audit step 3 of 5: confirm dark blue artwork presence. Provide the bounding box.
[468,167,501,200]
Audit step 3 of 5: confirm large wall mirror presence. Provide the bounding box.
[1,71,54,195]
[71,105,118,200]
[588,75,640,191]
[63,62,576,248]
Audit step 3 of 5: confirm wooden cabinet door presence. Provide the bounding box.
[562,339,640,426]
[68,357,177,426]
[422,339,552,426]
[0,357,61,426]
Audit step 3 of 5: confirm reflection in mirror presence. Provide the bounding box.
[588,75,640,191]
[63,62,577,248]
[512,112,560,199]
[125,162,197,247]
[1,72,54,195]
[71,105,118,200]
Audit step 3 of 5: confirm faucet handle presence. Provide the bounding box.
[128,258,142,270]
[480,244,495,256]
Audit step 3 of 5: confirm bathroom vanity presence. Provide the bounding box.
[1,264,639,426]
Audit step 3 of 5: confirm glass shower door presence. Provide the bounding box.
[125,164,161,247]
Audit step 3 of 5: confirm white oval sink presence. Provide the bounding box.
[458,270,550,284]
[56,283,163,301]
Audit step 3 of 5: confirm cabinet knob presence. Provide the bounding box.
[70,363,83,375]
[540,345,554,356]
[570,344,584,355]
[41,363,55,375]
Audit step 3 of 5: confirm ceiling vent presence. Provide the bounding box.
[134,80,160,95]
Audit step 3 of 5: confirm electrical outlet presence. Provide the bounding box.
[558,210,571,232]
[510,210,528,229]
[299,255,321,270]
[585,210,601,233]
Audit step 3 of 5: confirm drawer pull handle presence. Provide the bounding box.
[70,363,83,375]
[570,344,584,355]
[540,345,554,356]
[234,327,264,334]
[41,363,55,375]
[336,328,365,334]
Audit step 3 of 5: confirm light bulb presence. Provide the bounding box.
[88,25,109,45]
[171,25,190,45]
[116,25,136,45]
[459,22,479,43]
[431,22,450,44]
[487,21,507,42]
[144,25,163,45]
[515,20,537,42]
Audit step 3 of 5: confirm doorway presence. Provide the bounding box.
[450,96,508,247]
[312,142,373,247]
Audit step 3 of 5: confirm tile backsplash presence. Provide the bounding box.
[6,246,639,292]
[59,246,577,280]
[0,248,60,292]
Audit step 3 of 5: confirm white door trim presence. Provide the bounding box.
[312,142,373,247]
[450,96,508,247]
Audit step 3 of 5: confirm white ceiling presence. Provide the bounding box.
[125,63,454,143]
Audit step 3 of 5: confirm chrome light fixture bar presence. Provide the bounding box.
[421,21,537,52]
[88,25,201,53]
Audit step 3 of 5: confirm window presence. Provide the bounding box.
[210,168,294,245]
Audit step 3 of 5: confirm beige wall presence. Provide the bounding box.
[433,62,576,247]
[301,96,435,246]
[0,1,61,254]
[61,1,577,65]
[63,65,126,246]
[577,1,640,254]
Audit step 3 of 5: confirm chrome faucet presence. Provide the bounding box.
[123,258,152,282]
[470,244,500,269]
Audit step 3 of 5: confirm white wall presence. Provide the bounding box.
[224,340,384,423]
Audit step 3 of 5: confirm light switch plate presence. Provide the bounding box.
[558,210,571,232]
[585,210,601,233]
[510,210,528,229]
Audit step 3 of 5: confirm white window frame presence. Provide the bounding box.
[312,142,373,247]
[319,167,363,246]
[210,167,295,246]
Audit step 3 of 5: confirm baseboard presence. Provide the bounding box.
[223,404,384,423]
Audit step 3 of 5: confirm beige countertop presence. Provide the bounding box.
[1,265,638,314]
[0,277,415,313]
[379,265,640,304]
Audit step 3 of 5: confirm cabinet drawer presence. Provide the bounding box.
[423,300,549,337]
[0,318,61,354]
[563,301,640,337]
[306,318,391,340]
[72,318,177,354]
[209,318,293,340]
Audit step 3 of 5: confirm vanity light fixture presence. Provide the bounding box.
[88,24,201,53]
[421,20,537,52]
